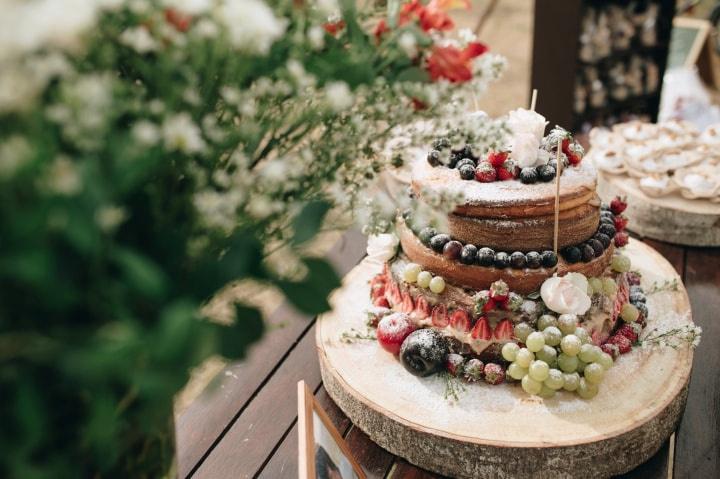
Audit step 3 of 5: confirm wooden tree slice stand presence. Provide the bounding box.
[316,240,694,478]
[597,171,720,246]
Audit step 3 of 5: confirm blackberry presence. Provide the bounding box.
[541,250,558,268]
[525,251,542,268]
[598,223,616,237]
[460,244,478,265]
[519,167,538,184]
[536,164,556,182]
[563,246,582,264]
[635,301,649,319]
[494,252,510,269]
[600,209,614,219]
[510,251,527,268]
[459,164,476,180]
[588,238,604,256]
[418,227,437,246]
[427,149,441,167]
[456,158,476,170]
[443,240,463,260]
[581,243,595,262]
[477,247,495,267]
[594,233,612,248]
[432,137,451,150]
[430,234,451,252]
[629,291,647,304]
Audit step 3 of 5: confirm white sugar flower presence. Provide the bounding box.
[398,32,417,58]
[507,108,547,168]
[511,132,540,168]
[216,0,286,55]
[120,27,158,53]
[541,272,591,316]
[308,26,325,50]
[366,233,399,265]
[131,120,161,145]
[162,113,206,154]
[325,81,353,112]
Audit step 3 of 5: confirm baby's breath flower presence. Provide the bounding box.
[120,27,158,53]
[162,113,206,154]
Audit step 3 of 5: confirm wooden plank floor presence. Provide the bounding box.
[175,232,719,479]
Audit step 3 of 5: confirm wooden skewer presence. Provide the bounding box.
[553,139,563,256]
[530,89,538,112]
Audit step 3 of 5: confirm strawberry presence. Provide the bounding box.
[496,166,514,181]
[373,296,390,308]
[431,304,449,328]
[611,274,630,324]
[613,215,629,232]
[400,291,415,313]
[414,295,431,318]
[445,353,466,377]
[567,151,581,166]
[607,334,632,354]
[471,316,492,340]
[601,343,619,359]
[487,151,508,168]
[610,196,627,215]
[489,280,509,302]
[475,162,497,183]
[617,323,640,343]
[370,283,386,301]
[483,363,505,385]
[388,281,402,305]
[449,309,471,332]
[493,318,513,341]
[614,231,629,248]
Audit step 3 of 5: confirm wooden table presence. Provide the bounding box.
[175,230,719,479]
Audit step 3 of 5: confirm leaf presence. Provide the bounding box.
[292,200,331,246]
[113,248,168,299]
[395,66,431,83]
[218,304,265,358]
[277,258,340,315]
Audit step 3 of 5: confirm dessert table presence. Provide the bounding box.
[174,229,719,479]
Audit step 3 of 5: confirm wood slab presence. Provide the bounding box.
[597,171,720,246]
[317,240,694,479]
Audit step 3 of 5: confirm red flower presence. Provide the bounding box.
[427,41,488,83]
[323,20,345,36]
[376,0,463,39]
[165,8,192,32]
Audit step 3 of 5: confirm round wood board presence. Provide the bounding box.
[597,171,720,246]
[316,239,694,478]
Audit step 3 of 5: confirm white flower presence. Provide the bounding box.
[120,27,158,53]
[507,108,547,168]
[398,32,417,58]
[507,108,547,141]
[216,0,286,55]
[162,0,212,15]
[131,120,161,145]
[194,18,219,38]
[325,81,353,112]
[308,26,325,50]
[162,113,206,154]
[458,28,477,44]
[540,272,591,316]
[286,59,316,88]
[366,234,399,264]
[316,0,340,16]
[45,156,83,196]
[95,205,127,232]
[510,133,541,168]
[0,135,31,179]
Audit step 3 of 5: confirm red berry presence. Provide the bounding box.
[449,309,471,332]
[373,296,390,308]
[607,334,632,354]
[611,274,630,323]
[617,323,639,343]
[377,313,416,356]
[489,280,509,302]
[626,271,642,286]
[400,290,414,313]
[431,303,449,328]
[414,295,431,318]
[561,138,570,153]
[610,196,628,215]
[475,162,497,183]
[496,166,515,181]
[614,215,629,232]
[471,316,492,340]
[614,231,629,248]
[487,151,508,168]
[567,152,581,166]
[483,363,505,385]
[446,353,465,377]
[601,343,619,359]
[493,318,514,341]
[387,280,401,306]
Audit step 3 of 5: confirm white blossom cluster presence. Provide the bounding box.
[640,324,703,349]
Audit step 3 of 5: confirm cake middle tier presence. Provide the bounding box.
[447,196,601,251]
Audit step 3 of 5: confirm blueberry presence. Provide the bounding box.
[430,234,451,252]
[599,223,616,237]
[432,137,451,150]
[519,167,538,184]
[563,246,582,264]
[459,144,476,160]
[600,216,615,226]
[460,244,478,265]
[541,250,558,267]
[459,164,476,180]
[448,152,462,168]
[629,291,647,303]
[443,240,463,260]
[581,243,595,262]
[418,227,437,246]
[525,251,542,268]
[600,210,614,219]
[588,238,604,256]
[477,247,495,267]
[536,164,556,182]
[399,329,449,377]
[427,149,441,167]
[510,251,527,268]
[494,252,510,268]
[594,233,612,248]
[456,158,476,170]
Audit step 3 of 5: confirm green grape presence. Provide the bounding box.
[576,358,587,373]
[621,303,639,322]
[508,362,528,380]
[574,327,591,344]
[558,353,579,373]
[544,369,565,390]
[416,271,432,288]
[535,345,558,365]
[588,277,603,295]
[514,322,533,343]
[521,375,542,395]
[501,342,520,362]
[429,276,446,294]
[557,314,577,335]
[562,372,580,391]
[597,352,614,370]
[611,254,631,273]
[515,348,534,368]
[578,343,600,363]
[538,385,556,398]
[526,331,545,352]
[584,363,605,384]
[537,314,557,331]
[403,263,421,283]
[528,360,550,382]
[602,277,618,296]
[542,326,562,347]
[577,378,599,399]
[560,335,582,356]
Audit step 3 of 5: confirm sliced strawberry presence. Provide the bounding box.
[400,291,414,313]
[611,273,630,324]
[449,309,471,332]
[370,283,386,301]
[387,281,402,306]
[471,316,492,340]
[493,318,513,341]
[487,151,508,168]
[431,304,449,328]
[414,295,431,318]
[373,296,390,308]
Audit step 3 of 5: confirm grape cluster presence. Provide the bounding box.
[503,314,615,399]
